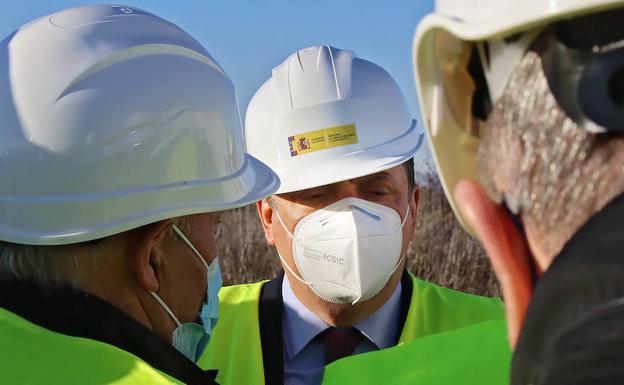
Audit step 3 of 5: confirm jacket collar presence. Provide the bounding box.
[0,280,217,385]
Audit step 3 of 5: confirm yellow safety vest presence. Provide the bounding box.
[199,273,509,385]
[323,320,510,385]
[0,307,185,385]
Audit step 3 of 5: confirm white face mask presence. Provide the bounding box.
[272,197,410,305]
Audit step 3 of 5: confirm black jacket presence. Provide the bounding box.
[0,280,218,385]
[512,194,624,385]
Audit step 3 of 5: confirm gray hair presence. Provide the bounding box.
[0,241,101,288]
[0,215,195,288]
[479,49,624,257]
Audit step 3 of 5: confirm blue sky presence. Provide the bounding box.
[0,1,433,121]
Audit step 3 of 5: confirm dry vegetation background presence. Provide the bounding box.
[217,177,501,297]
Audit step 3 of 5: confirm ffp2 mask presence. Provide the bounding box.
[273,197,409,305]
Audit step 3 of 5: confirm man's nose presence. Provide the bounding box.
[333,181,362,201]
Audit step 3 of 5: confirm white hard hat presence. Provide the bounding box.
[413,0,624,234]
[245,45,422,194]
[0,5,279,245]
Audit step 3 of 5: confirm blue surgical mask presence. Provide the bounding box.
[149,224,222,362]
[200,255,222,334]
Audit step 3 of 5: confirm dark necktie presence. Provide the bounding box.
[322,327,363,365]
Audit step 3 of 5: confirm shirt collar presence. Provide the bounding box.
[355,280,402,350]
[281,275,403,359]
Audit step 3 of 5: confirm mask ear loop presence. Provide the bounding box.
[172,224,210,271]
[150,224,212,330]
[388,204,412,279]
[150,291,183,328]
[399,203,411,228]
[268,198,314,287]
[268,198,295,238]
[277,250,313,287]
[172,224,221,299]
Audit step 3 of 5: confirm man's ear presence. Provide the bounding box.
[257,198,276,246]
[410,186,419,228]
[128,219,175,292]
[455,180,533,348]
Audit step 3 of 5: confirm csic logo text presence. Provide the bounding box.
[303,246,345,265]
[324,253,345,266]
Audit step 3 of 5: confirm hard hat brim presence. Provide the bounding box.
[415,1,624,44]
[0,154,279,246]
[274,120,422,194]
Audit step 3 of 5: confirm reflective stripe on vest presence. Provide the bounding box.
[0,307,183,385]
[198,273,507,385]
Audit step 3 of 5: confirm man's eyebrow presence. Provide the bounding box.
[280,185,328,200]
[356,172,392,183]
